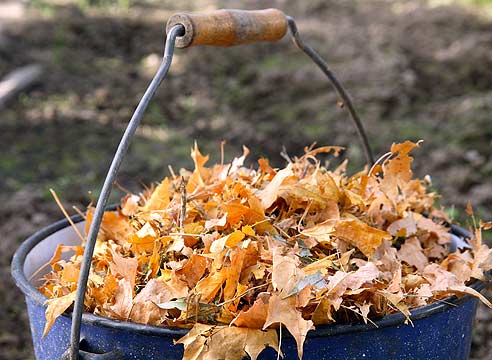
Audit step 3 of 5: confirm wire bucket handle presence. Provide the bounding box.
[64,9,374,359]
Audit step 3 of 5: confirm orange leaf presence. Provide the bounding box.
[176,254,208,288]
[231,293,270,329]
[334,219,391,257]
[143,178,171,211]
[224,249,246,301]
[194,270,227,302]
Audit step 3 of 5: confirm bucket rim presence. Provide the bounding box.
[11,212,487,339]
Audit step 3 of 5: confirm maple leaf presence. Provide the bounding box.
[312,296,335,325]
[398,237,428,271]
[334,218,391,257]
[223,248,246,300]
[176,323,279,360]
[387,214,417,238]
[414,213,451,244]
[39,140,492,359]
[121,194,140,216]
[263,294,314,359]
[107,278,133,320]
[379,290,412,322]
[142,178,171,211]
[204,213,227,230]
[325,263,380,310]
[258,165,293,209]
[470,245,492,280]
[109,248,138,294]
[422,263,492,308]
[176,254,208,288]
[43,291,76,337]
[194,270,227,303]
[231,292,270,329]
[440,252,473,283]
[271,251,302,295]
[380,140,420,201]
[130,279,172,325]
[301,220,337,244]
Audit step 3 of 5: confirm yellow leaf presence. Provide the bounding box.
[241,225,256,237]
[225,230,245,247]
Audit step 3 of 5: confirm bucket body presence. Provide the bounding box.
[12,216,482,360]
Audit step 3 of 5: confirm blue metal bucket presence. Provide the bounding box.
[12,215,485,360]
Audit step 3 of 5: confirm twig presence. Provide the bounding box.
[368,151,392,176]
[168,165,176,178]
[277,324,282,360]
[180,176,187,229]
[114,181,131,194]
[340,304,378,327]
[216,282,270,307]
[28,261,52,283]
[280,145,293,164]
[72,206,86,220]
[50,189,85,243]
[220,140,226,166]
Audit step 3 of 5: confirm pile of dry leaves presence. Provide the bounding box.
[39,141,492,359]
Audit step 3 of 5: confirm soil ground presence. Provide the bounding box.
[1,0,492,358]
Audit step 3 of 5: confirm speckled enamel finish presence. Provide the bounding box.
[12,216,484,360]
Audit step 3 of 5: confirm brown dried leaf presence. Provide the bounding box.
[398,237,428,271]
[326,263,380,309]
[263,294,314,359]
[204,213,227,230]
[258,165,293,209]
[471,245,492,281]
[176,323,279,360]
[301,220,337,244]
[43,291,76,337]
[271,252,302,294]
[108,278,133,320]
[130,279,171,325]
[109,249,138,290]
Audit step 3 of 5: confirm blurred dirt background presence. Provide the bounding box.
[2,0,492,358]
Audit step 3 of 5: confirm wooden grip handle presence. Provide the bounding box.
[166,9,288,48]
